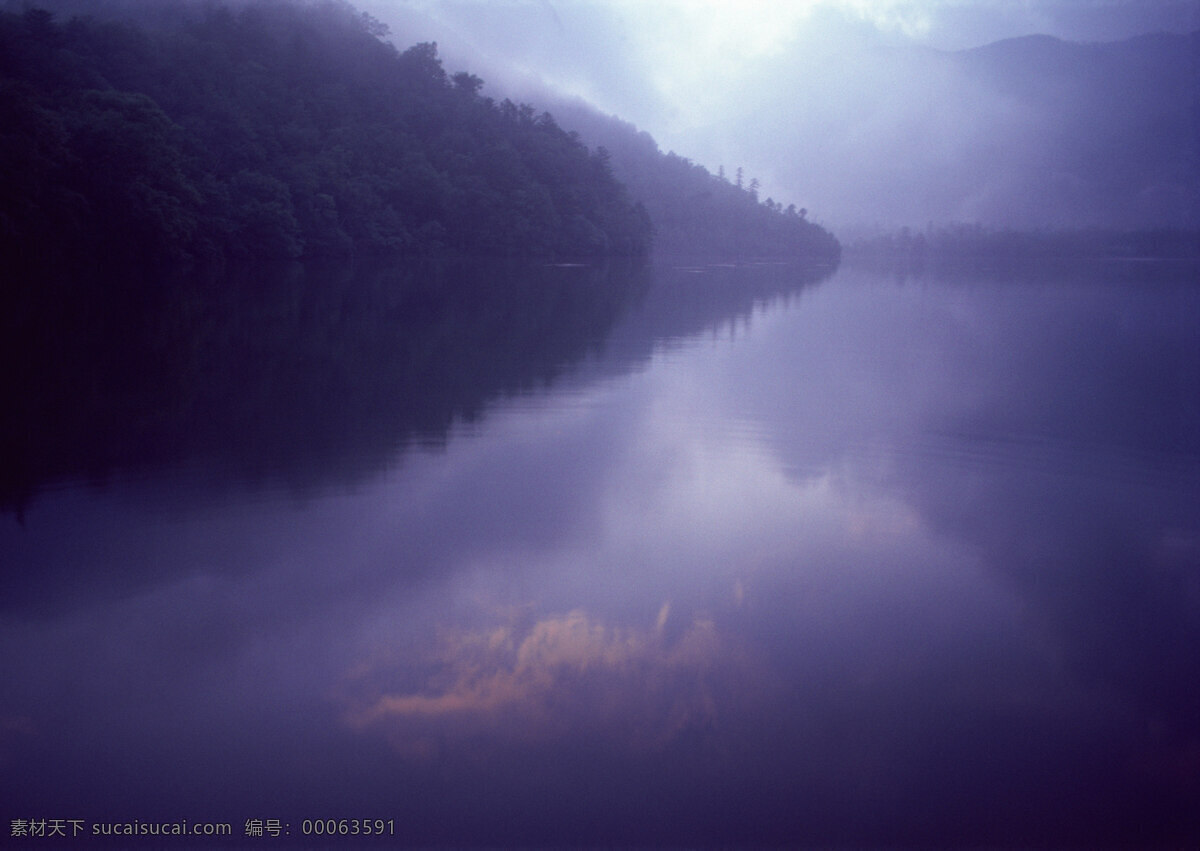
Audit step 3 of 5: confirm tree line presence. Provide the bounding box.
[848,223,1200,261]
[541,99,841,260]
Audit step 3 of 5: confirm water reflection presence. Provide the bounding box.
[1,257,1196,845]
[341,606,757,757]
[0,259,831,515]
[0,259,647,516]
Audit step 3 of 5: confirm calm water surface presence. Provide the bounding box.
[1,258,1197,845]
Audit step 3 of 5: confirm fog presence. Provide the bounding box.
[358,0,1199,231]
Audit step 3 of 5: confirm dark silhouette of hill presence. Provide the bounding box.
[0,1,651,265]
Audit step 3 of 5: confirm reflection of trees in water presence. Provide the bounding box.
[595,260,837,373]
[0,259,642,515]
[0,258,834,516]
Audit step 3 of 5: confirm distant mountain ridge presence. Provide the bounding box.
[684,26,1199,232]
[948,30,1198,227]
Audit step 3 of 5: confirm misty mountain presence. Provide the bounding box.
[951,31,1198,228]
[0,0,840,267]
[336,2,1196,235]
[727,28,1199,232]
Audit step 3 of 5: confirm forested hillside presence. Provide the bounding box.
[532,98,841,259]
[0,0,843,268]
[0,1,652,266]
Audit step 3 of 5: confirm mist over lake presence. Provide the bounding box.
[1,0,1197,846]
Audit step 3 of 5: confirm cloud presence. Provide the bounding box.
[340,606,763,757]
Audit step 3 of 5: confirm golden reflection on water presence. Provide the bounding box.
[339,604,770,759]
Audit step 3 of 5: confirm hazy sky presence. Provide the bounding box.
[360,0,1198,227]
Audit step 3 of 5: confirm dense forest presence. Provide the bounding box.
[0,0,840,267]
[0,1,652,265]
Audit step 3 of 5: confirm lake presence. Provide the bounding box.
[1,256,1197,845]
